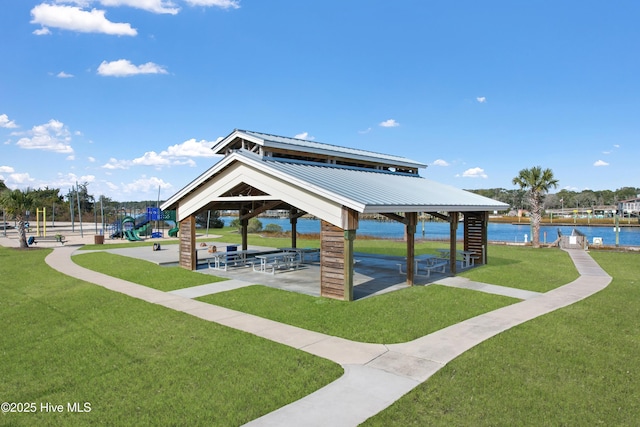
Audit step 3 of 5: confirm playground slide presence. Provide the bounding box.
[122,215,151,239]
[168,226,179,237]
[124,230,143,241]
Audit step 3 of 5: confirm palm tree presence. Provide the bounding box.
[0,189,35,248]
[512,166,559,248]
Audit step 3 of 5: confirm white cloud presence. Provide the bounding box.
[132,151,175,167]
[476,96,487,103]
[97,59,168,77]
[30,4,137,36]
[0,166,15,173]
[122,176,172,195]
[594,160,609,167]
[432,159,450,167]
[8,173,35,186]
[294,132,314,140]
[88,156,96,162]
[103,138,218,170]
[15,119,74,153]
[461,167,488,179]
[358,127,372,134]
[379,119,399,128]
[0,114,18,129]
[103,157,129,170]
[48,172,96,191]
[163,138,219,158]
[184,0,240,8]
[33,27,52,35]
[57,71,74,78]
[99,0,180,14]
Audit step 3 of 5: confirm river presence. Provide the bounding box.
[220,217,640,247]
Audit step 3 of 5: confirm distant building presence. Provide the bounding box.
[618,196,640,217]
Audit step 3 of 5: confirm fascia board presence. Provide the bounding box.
[362,204,510,214]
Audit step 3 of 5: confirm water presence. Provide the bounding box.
[220,217,640,247]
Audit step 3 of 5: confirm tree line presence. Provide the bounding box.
[469,186,640,211]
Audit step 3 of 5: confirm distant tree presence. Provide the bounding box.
[0,189,35,248]
[195,210,224,229]
[512,166,559,248]
[616,187,640,202]
[264,223,283,233]
[229,217,262,233]
[247,218,262,233]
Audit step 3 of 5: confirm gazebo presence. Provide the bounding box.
[161,129,508,301]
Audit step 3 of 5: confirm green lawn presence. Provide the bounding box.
[73,251,225,291]
[362,250,640,426]
[459,245,579,292]
[0,247,342,426]
[198,285,517,343]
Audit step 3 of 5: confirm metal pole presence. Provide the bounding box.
[69,189,75,232]
[100,197,104,235]
[76,182,84,238]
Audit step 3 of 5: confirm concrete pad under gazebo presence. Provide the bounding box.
[161,129,508,301]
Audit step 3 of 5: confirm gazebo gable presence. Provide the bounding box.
[176,160,346,227]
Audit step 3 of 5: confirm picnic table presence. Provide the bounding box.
[278,247,320,263]
[436,249,476,269]
[398,254,448,277]
[201,249,257,270]
[253,252,299,274]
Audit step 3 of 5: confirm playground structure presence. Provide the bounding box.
[108,209,177,241]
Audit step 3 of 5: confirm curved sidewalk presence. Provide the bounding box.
[44,246,611,427]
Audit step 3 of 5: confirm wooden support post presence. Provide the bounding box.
[240,207,248,251]
[482,211,489,264]
[343,229,356,301]
[179,215,196,270]
[342,207,359,302]
[290,209,298,249]
[449,212,459,275]
[405,212,417,286]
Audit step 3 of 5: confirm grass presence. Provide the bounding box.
[458,245,580,292]
[0,246,342,426]
[75,231,579,343]
[72,252,225,291]
[198,285,518,343]
[362,251,640,426]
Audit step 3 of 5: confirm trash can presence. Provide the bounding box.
[94,235,104,245]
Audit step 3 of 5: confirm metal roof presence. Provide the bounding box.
[210,129,427,170]
[162,149,508,214]
[251,153,508,213]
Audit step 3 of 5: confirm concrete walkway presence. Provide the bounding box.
[42,246,611,427]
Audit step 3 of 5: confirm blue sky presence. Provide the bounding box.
[1,1,638,202]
